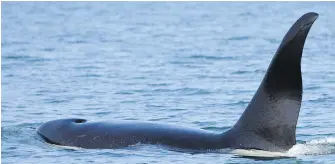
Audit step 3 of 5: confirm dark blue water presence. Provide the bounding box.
[2,2,335,163]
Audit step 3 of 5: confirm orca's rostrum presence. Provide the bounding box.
[37,12,319,152]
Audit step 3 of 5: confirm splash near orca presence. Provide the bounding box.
[37,12,318,152]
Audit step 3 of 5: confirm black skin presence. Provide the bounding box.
[37,12,318,152]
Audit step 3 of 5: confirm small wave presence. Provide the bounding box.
[3,55,51,64]
[50,144,84,150]
[177,88,211,96]
[308,96,334,103]
[95,111,111,116]
[43,99,70,104]
[231,70,249,75]
[224,100,249,106]
[265,38,280,44]
[67,40,88,44]
[40,47,55,52]
[231,149,292,159]
[75,66,102,70]
[288,137,335,155]
[231,69,265,75]
[188,55,235,61]
[169,61,196,65]
[305,85,321,90]
[238,12,256,17]
[227,36,252,41]
[115,91,133,95]
[2,41,29,46]
[120,88,212,96]
[76,74,103,78]
[147,83,171,87]
[231,137,335,159]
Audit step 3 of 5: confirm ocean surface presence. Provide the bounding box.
[2,2,335,164]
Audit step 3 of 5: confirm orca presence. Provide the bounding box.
[37,12,318,152]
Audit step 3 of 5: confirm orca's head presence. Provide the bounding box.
[37,118,87,145]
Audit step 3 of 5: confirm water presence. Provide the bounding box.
[2,2,335,163]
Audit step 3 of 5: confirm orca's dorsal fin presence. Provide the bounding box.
[229,12,318,151]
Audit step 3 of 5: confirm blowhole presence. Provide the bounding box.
[74,119,87,123]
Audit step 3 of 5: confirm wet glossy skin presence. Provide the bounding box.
[38,118,225,149]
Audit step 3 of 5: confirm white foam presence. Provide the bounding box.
[50,144,83,150]
[231,137,335,158]
[288,137,335,156]
[231,149,291,158]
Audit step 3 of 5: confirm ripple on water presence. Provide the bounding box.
[227,36,252,41]
[188,55,236,61]
[3,55,51,63]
